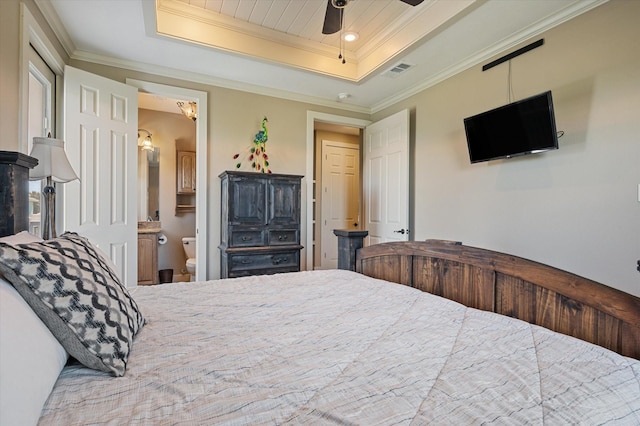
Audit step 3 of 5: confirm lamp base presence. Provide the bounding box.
[42,177,57,240]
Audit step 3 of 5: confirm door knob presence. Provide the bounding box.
[393,229,409,235]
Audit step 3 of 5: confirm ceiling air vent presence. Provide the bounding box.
[381,62,415,78]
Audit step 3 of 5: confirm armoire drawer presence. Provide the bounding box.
[230,229,265,247]
[227,250,300,274]
[268,229,299,246]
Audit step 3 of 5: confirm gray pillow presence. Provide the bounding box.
[0,232,145,376]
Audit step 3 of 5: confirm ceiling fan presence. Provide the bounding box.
[322,0,425,35]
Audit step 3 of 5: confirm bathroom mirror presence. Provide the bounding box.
[138,147,160,221]
[147,148,160,220]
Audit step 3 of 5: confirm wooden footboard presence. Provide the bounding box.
[343,237,640,359]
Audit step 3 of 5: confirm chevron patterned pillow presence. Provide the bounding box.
[0,232,145,376]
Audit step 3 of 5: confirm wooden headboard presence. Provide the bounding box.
[335,233,640,359]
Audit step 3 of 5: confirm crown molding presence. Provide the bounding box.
[371,0,609,113]
[69,49,372,115]
[33,0,75,58]
[32,0,608,116]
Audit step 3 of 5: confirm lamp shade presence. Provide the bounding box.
[29,137,78,182]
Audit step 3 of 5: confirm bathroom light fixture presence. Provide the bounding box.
[177,101,197,121]
[28,135,79,239]
[138,129,154,152]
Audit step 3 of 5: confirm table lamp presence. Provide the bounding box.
[29,136,78,239]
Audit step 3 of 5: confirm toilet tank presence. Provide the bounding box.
[182,237,196,258]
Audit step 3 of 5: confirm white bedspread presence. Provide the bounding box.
[40,270,640,425]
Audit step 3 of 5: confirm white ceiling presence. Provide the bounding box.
[37,0,606,113]
[138,92,185,114]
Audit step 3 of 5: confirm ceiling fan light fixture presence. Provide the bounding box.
[331,0,348,8]
[343,32,358,42]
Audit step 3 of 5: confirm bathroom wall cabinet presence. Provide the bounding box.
[219,171,303,278]
[176,150,195,213]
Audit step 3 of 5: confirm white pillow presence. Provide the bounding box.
[0,230,42,244]
[0,232,69,426]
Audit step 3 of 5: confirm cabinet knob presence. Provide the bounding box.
[278,235,288,241]
[242,236,252,241]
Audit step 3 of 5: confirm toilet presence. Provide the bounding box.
[181,237,196,281]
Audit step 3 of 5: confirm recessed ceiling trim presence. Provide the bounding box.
[156,0,359,81]
[156,0,474,83]
[161,1,343,58]
[67,48,371,115]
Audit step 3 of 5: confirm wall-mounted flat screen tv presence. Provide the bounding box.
[464,91,559,163]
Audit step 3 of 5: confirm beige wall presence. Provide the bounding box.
[0,0,21,150]
[138,109,196,280]
[1,0,638,295]
[373,0,640,296]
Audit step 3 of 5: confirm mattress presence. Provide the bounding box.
[39,270,640,424]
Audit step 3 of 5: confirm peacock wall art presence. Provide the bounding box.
[233,116,272,173]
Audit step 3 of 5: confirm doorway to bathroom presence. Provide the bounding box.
[128,79,208,284]
[137,95,195,283]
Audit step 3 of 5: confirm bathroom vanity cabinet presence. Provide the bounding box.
[219,171,303,278]
[137,222,161,285]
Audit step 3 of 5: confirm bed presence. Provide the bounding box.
[1,231,639,425]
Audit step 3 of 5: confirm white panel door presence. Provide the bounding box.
[63,66,138,286]
[320,141,360,269]
[364,109,410,245]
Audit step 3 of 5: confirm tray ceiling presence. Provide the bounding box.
[38,0,607,111]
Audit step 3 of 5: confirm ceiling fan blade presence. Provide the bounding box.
[399,0,424,5]
[322,0,343,35]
